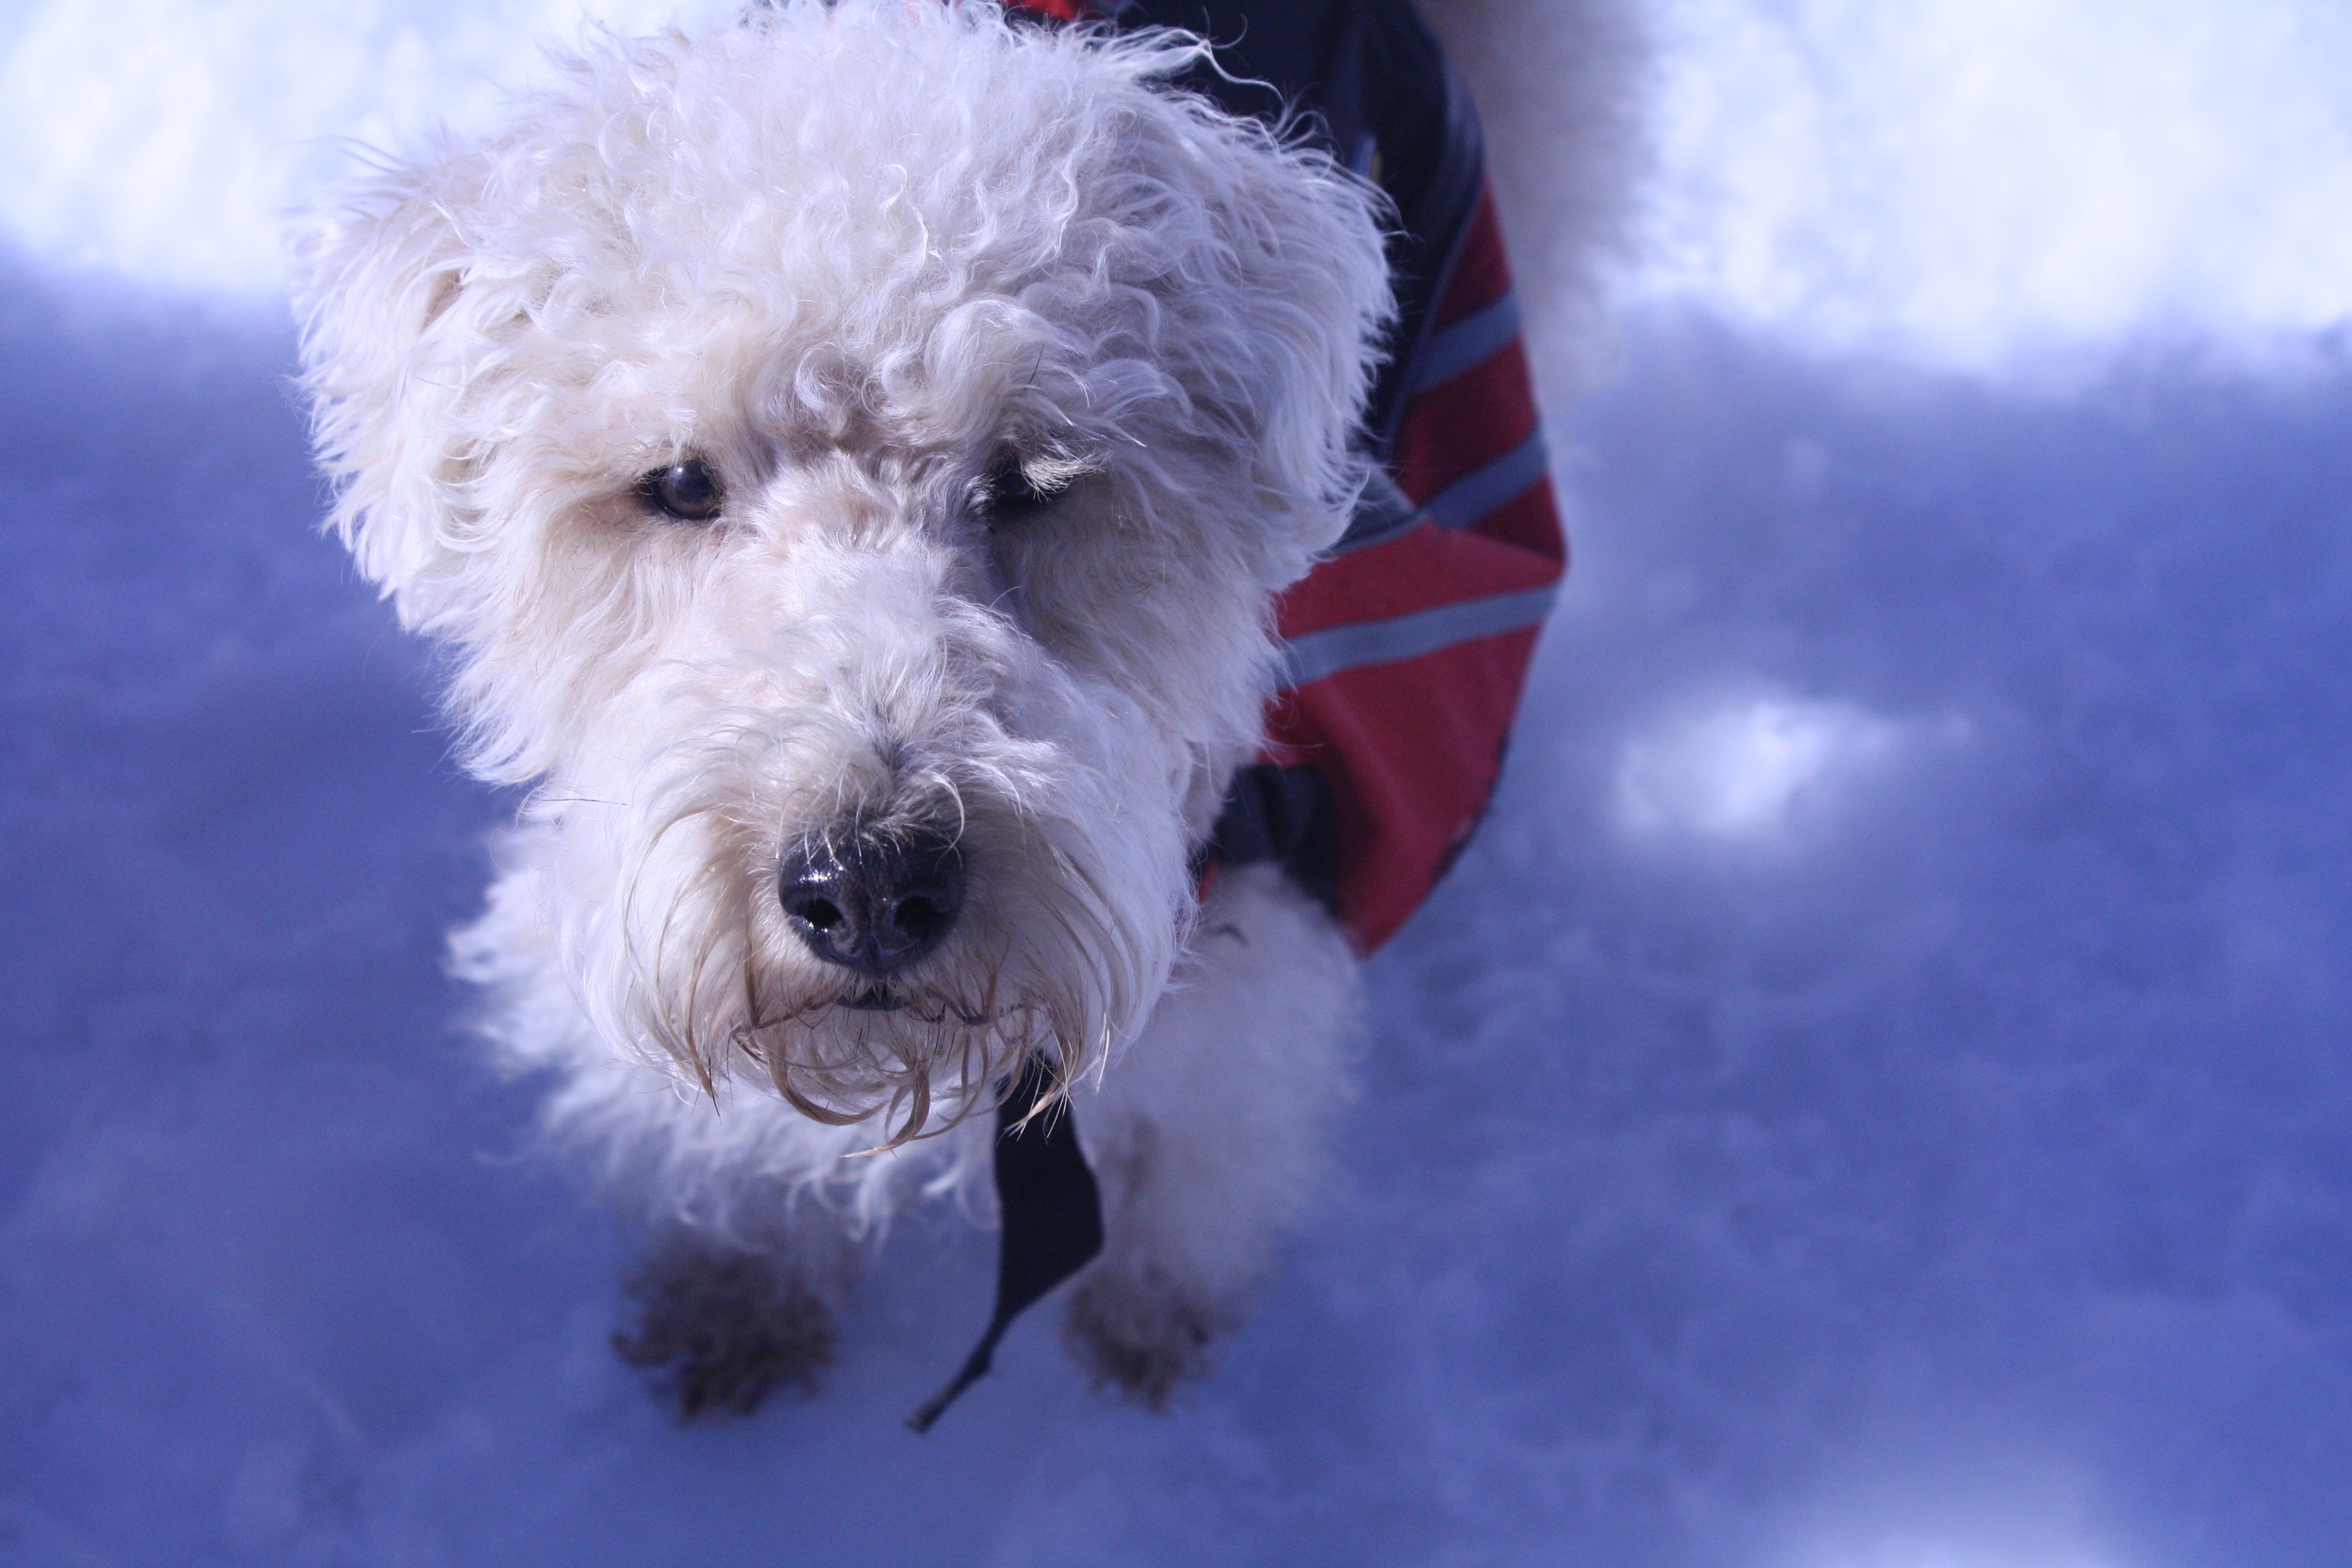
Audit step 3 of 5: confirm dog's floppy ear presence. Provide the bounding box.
[1142,96,1396,563]
[294,145,506,634]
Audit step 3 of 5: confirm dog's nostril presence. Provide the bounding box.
[893,895,946,939]
[796,896,844,931]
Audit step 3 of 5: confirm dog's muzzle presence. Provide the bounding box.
[778,827,965,980]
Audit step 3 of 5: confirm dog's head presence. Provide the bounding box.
[296,0,1389,1139]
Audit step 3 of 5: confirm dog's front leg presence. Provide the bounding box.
[613,1220,854,1421]
[614,1233,836,1420]
[1067,864,1359,1407]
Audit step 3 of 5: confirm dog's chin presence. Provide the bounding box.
[787,976,1006,1030]
[718,974,1060,1145]
[618,853,1177,1141]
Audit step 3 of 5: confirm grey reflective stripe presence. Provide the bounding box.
[1406,292,1523,393]
[1279,582,1558,690]
[1425,431,1549,531]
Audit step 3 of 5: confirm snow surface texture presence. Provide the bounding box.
[6,1,2352,1564]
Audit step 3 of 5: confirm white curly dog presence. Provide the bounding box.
[298,0,1392,1418]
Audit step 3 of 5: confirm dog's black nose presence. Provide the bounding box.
[778,829,965,977]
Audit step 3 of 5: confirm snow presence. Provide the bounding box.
[0,0,736,295]
[6,2,2352,1564]
[1639,0,2352,372]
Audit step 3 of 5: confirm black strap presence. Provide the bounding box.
[906,1053,1105,1432]
[1204,760,1342,912]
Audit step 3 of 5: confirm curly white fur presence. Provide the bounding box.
[296,0,1389,1402]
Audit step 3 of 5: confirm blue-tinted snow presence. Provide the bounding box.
[8,1,2352,1562]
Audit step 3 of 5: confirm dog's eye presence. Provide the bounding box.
[638,457,723,522]
[980,451,1066,520]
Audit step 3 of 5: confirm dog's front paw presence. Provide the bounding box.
[1064,1268,1237,1411]
[613,1243,834,1421]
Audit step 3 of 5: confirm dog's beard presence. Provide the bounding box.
[733,894,1121,1148]
[663,816,1149,1149]
[549,699,1187,1150]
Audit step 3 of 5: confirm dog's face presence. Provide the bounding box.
[298,2,1387,1138]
